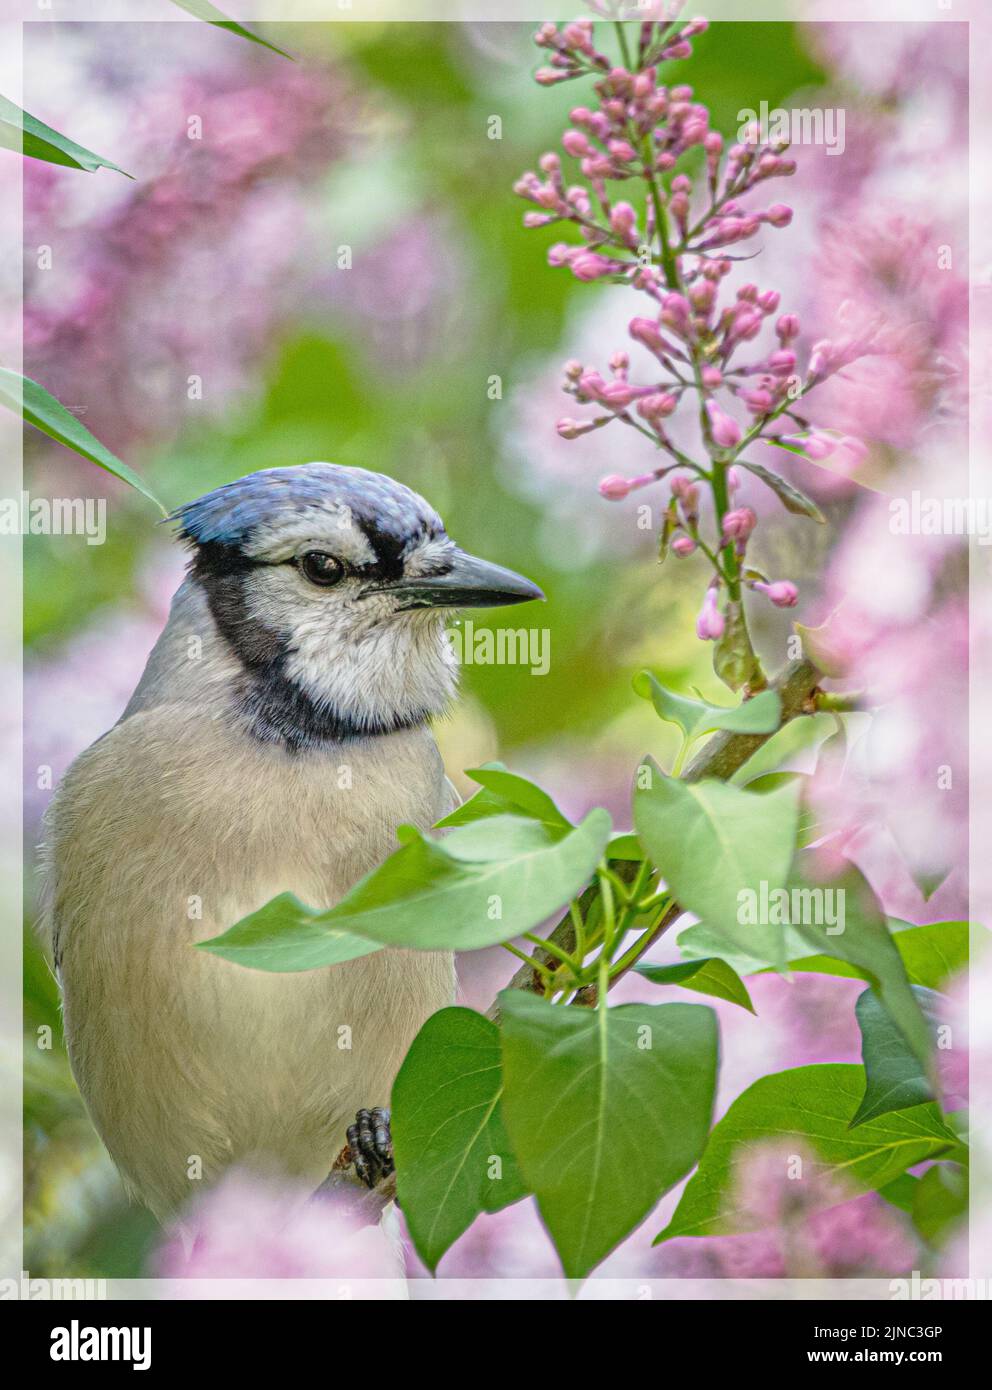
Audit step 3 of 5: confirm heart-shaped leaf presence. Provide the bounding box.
[850,985,940,1127]
[635,957,755,1013]
[201,810,612,966]
[501,991,717,1278]
[392,1007,527,1272]
[436,764,572,830]
[634,759,800,969]
[657,1064,960,1243]
[633,671,781,743]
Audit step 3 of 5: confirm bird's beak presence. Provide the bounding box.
[366,548,544,610]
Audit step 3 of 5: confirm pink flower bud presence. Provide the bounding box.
[629,316,666,354]
[660,292,691,334]
[758,290,781,314]
[722,507,757,543]
[610,202,637,236]
[562,129,591,158]
[776,313,800,342]
[743,388,774,414]
[701,365,723,389]
[765,204,793,228]
[599,474,632,500]
[754,579,799,608]
[767,349,797,376]
[727,467,741,493]
[599,380,636,409]
[705,400,742,450]
[571,252,615,282]
[671,536,697,557]
[557,417,599,440]
[696,588,725,641]
[637,392,677,421]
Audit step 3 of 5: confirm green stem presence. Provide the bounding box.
[522,932,582,975]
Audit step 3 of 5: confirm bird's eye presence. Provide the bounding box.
[299,551,345,587]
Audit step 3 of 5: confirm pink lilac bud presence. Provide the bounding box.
[722,507,757,543]
[562,129,591,157]
[563,359,583,380]
[727,467,741,493]
[523,212,554,228]
[696,588,725,641]
[765,204,793,228]
[571,252,616,281]
[535,68,572,86]
[758,290,781,314]
[637,392,677,421]
[802,432,837,460]
[701,365,723,388]
[599,474,633,500]
[598,471,656,501]
[610,202,637,237]
[689,279,716,312]
[671,536,697,557]
[705,400,742,450]
[776,313,800,343]
[742,388,773,414]
[557,417,601,439]
[753,579,799,608]
[660,292,691,334]
[767,349,797,376]
[629,316,667,355]
[607,139,638,163]
[599,380,637,409]
[807,339,833,378]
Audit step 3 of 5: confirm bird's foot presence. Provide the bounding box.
[346,1106,393,1190]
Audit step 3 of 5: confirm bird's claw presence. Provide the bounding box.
[346,1106,393,1189]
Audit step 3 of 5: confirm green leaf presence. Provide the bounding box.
[787,864,932,1072]
[634,759,800,969]
[850,986,938,1128]
[0,370,166,514]
[894,921,969,991]
[500,992,717,1278]
[435,764,572,830]
[201,811,612,965]
[635,958,755,1013]
[195,893,383,972]
[606,832,644,862]
[911,1163,967,1246]
[167,0,294,57]
[657,1064,960,1242]
[633,671,781,743]
[739,460,826,522]
[0,94,129,175]
[776,921,970,994]
[878,1172,920,1216]
[712,599,759,692]
[392,1007,527,1272]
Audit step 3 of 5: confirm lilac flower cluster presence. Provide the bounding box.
[515,11,874,682]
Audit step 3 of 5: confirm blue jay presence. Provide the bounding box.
[44,462,542,1218]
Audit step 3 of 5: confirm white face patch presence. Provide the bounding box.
[241,503,377,568]
[403,534,457,577]
[239,566,459,732]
